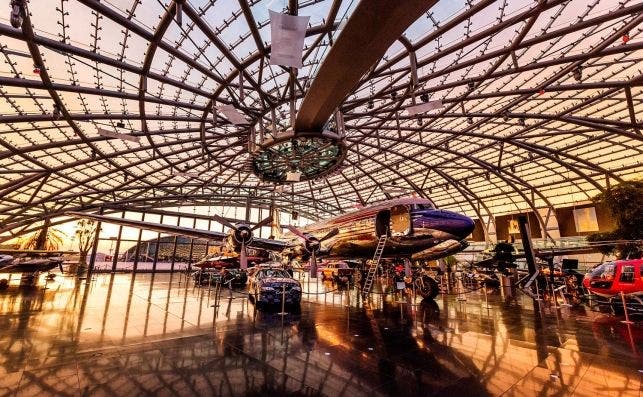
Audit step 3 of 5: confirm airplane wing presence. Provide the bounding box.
[0,249,77,256]
[246,237,291,251]
[65,212,291,252]
[466,240,641,267]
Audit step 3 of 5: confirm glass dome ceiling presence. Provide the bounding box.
[0,0,642,237]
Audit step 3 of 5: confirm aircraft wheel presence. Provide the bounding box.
[415,275,439,300]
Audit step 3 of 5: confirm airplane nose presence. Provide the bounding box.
[459,214,476,239]
[436,210,475,240]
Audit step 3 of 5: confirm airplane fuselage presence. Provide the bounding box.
[290,197,475,261]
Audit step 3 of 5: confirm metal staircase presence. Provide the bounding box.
[362,234,387,296]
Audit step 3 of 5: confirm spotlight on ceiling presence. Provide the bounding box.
[518,117,525,126]
[10,0,24,29]
[467,81,475,90]
[420,93,429,103]
[367,99,374,109]
[467,116,473,125]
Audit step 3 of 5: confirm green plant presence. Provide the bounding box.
[443,255,457,268]
[587,180,642,258]
[19,219,66,251]
[75,219,97,269]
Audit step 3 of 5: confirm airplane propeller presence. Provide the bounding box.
[210,214,273,270]
[285,226,339,278]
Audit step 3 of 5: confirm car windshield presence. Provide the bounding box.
[589,262,616,278]
[258,269,289,279]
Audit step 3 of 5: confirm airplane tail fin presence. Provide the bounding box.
[269,206,282,239]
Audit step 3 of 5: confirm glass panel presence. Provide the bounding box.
[620,265,635,283]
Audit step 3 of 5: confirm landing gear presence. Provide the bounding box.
[414,275,439,300]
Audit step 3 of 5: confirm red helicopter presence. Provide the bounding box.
[582,258,643,299]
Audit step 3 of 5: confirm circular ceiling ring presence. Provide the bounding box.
[251,130,347,184]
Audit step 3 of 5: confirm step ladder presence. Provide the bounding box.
[362,234,387,296]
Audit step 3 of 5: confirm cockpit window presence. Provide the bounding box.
[620,265,635,283]
[412,203,434,210]
[589,263,615,279]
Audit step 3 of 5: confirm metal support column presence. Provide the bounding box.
[87,206,104,280]
[132,212,145,273]
[170,215,180,272]
[111,211,126,272]
[187,217,197,272]
[517,215,537,276]
[152,214,163,273]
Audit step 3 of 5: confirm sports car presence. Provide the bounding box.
[248,267,302,306]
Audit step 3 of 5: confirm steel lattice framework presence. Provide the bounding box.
[0,0,642,240]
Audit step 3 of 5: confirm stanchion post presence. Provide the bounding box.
[456,276,466,302]
[207,271,212,296]
[278,284,287,316]
[534,280,543,301]
[621,291,634,324]
[411,280,418,307]
[551,283,559,309]
[558,286,572,307]
[482,285,491,310]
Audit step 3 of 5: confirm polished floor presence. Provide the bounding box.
[0,272,641,397]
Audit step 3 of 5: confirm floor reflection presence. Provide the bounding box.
[0,273,640,396]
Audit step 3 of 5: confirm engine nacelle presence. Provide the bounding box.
[224,225,253,253]
[280,244,308,263]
